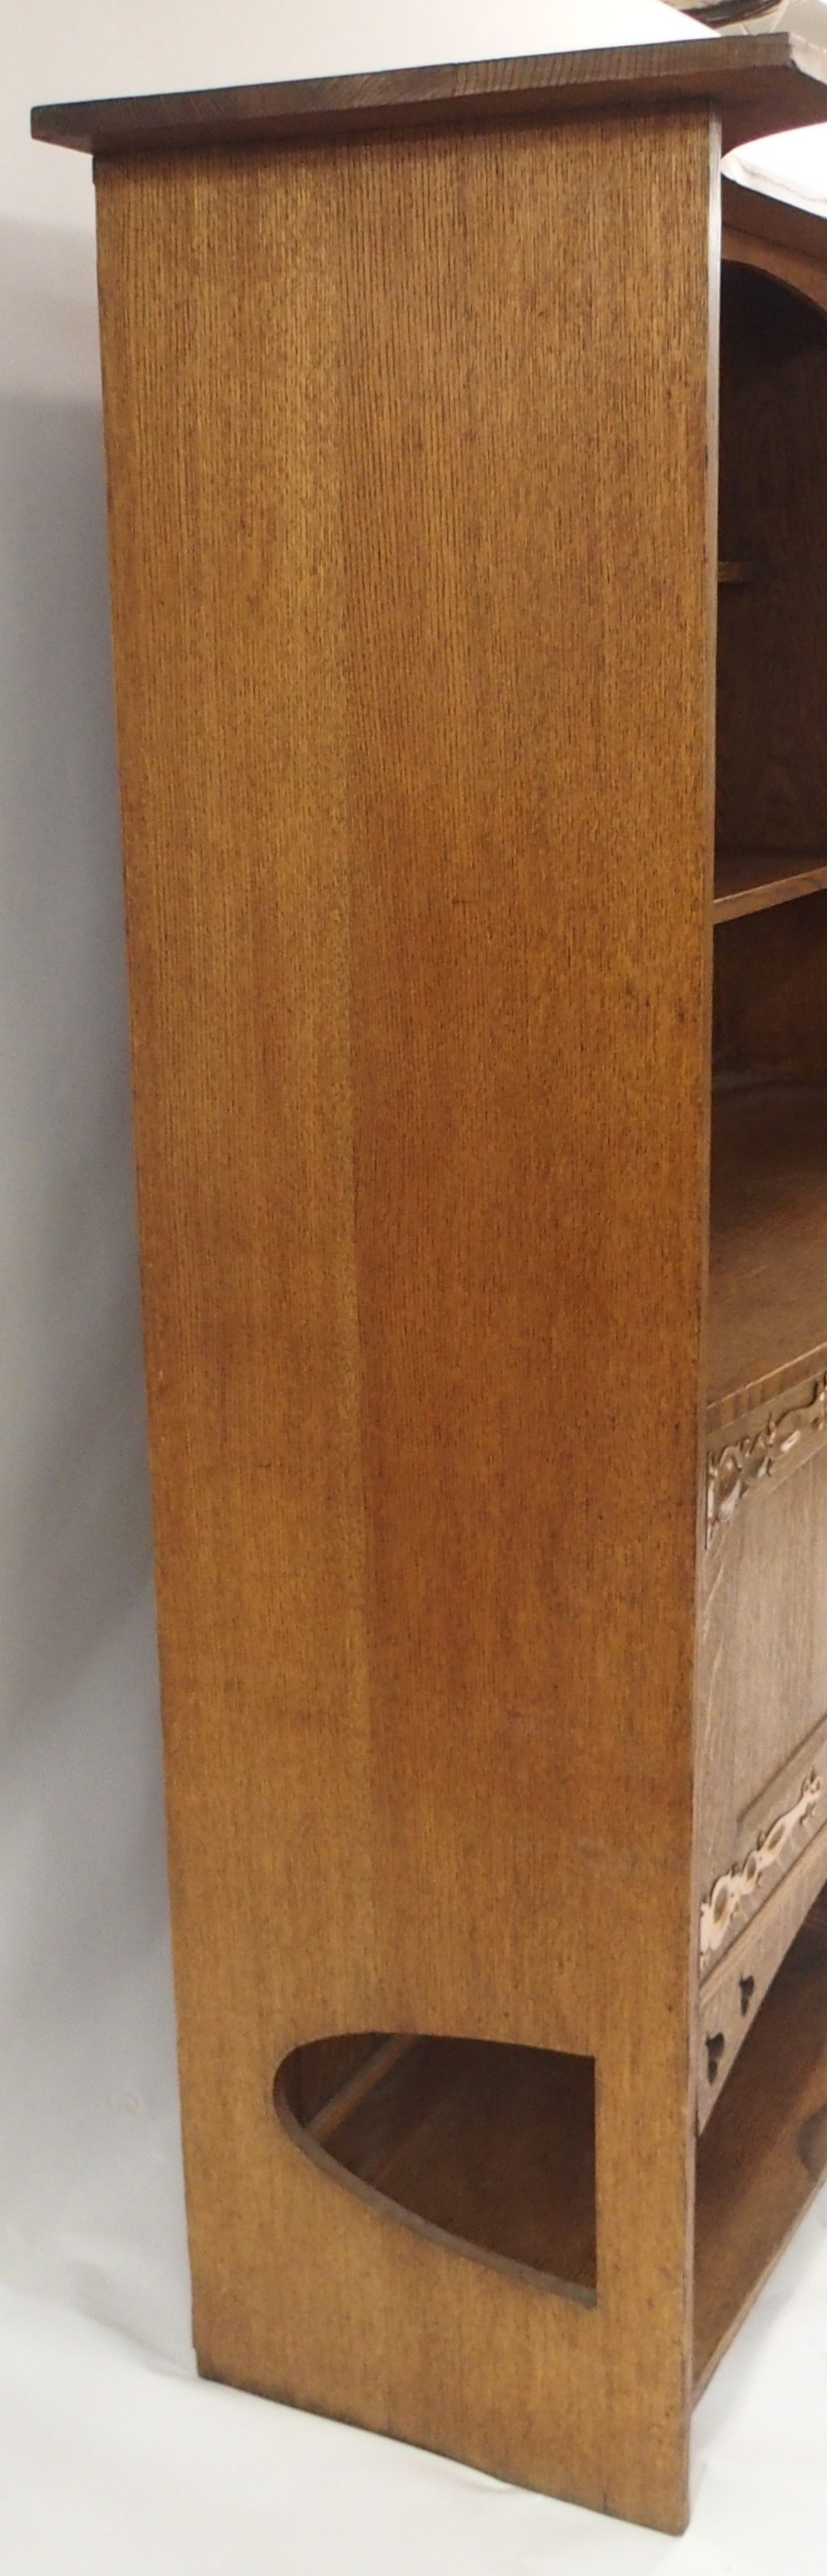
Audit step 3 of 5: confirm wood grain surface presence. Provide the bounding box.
[95,104,718,2533]
[31,32,827,159]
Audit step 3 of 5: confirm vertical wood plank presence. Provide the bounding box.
[95,106,717,2531]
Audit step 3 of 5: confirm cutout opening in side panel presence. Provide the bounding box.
[274,2034,597,2304]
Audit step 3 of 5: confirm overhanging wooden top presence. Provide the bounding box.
[29,34,827,163]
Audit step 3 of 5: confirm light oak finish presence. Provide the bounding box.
[279,1884,827,2390]
[94,109,717,2535]
[35,33,827,2543]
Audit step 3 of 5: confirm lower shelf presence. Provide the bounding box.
[276,1892,827,2390]
[278,2034,597,2299]
[713,850,827,925]
[695,1888,827,2387]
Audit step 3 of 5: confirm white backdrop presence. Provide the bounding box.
[3,6,827,2570]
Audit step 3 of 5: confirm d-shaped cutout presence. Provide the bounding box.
[275,2032,596,2302]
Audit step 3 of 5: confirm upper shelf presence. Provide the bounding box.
[714,852,827,923]
[29,34,827,161]
[718,561,760,586]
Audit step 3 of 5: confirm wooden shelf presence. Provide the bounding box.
[278,2036,597,2298]
[708,1082,827,1426]
[714,851,827,924]
[717,560,761,588]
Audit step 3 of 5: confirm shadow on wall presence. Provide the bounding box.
[0,220,189,2362]
[0,232,153,1735]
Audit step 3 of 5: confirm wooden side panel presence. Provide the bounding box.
[94,112,716,2533]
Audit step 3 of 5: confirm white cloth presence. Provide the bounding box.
[722,0,827,207]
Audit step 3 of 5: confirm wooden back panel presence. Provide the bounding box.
[95,108,717,2531]
[714,893,827,1078]
[718,260,827,860]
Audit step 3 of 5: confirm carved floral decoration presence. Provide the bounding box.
[699,1769,824,1967]
[706,1373,827,1545]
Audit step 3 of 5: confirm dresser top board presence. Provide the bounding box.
[28,35,827,162]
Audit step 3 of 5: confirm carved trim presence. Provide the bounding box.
[706,1372,827,1545]
[699,1771,824,1967]
[696,1816,827,2131]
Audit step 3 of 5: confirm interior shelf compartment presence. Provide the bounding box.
[277,2036,597,2297]
[276,1893,827,2393]
[713,851,827,925]
[708,1080,827,1428]
[695,1887,827,2389]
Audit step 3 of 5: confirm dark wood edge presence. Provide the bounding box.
[723,168,827,267]
[30,35,827,161]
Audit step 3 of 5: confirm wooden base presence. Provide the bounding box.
[277,1891,827,2405]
